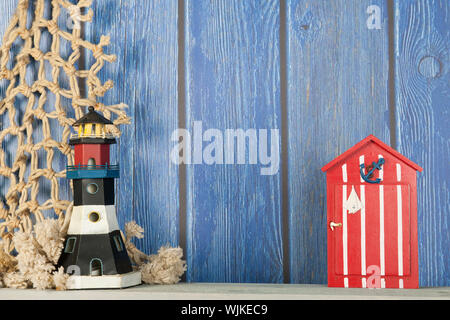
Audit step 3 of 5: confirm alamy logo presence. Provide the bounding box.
[170,121,280,176]
[366,5,382,30]
[367,265,381,288]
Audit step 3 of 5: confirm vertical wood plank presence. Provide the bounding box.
[185,0,283,283]
[394,0,449,287]
[286,0,391,283]
[132,0,179,251]
[86,0,132,231]
[88,0,179,253]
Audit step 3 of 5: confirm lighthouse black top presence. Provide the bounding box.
[70,106,117,145]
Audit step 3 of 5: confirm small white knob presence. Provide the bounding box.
[330,222,342,231]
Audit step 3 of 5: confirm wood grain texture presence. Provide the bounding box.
[185,0,283,282]
[87,0,179,253]
[394,0,449,287]
[0,0,448,287]
[286,0,391,283]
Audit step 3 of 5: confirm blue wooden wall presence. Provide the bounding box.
[0,0,448,287]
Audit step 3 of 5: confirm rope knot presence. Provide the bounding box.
[22,144,33,154]
[0,68,13,80]
[45,169,56,180]
[34,108,47,120]
[30,48,45,61]
[93,46,103,59]
[68,4,81,17]
[60,143,72,156]
[47,82,60,93]
[64,64,77,77]
[19,29,30,40]
[47,20,59,35]
[17,52,30,65]
[30,81,43,93]
[10,126,21,136]
[0,167,13,177]
[56,111,67,124]
[27,200,39,213]
[19,84,32,98]
[15,181,26,193]
[70,38,80,50]
[93,86,107,97]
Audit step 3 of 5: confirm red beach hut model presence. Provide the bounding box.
[322,135,422,289]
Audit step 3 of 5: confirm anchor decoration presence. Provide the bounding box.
[344,185,363,214]
[360,157,385,184]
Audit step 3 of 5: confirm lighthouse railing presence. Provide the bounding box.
[70,133,116,139]
[66,164,119,171]
[65,164,120,179]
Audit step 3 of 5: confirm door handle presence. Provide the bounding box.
[330,222,342,231]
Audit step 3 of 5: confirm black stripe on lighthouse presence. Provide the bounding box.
[73,178,115,206]
[57,230,133,276]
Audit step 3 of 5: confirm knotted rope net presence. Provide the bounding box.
[0,0,130,254]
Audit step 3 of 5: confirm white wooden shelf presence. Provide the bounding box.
[0,283,448,300]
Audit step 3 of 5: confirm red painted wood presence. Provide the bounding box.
[406,171,419,289]
[321,135,423,173]
[327,177,340,287]
[74,144,111,166]
[332,185,344,276]
[346,157,363,277]
[401,185,411,277]
[384,185,399,276]
[365,184,380,282]
[323,136,420,288]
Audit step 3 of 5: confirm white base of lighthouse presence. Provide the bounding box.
[67,271,142,290]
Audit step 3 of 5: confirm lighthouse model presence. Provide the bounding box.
[57,106,141,289]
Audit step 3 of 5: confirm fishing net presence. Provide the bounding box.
[0,0,130,254]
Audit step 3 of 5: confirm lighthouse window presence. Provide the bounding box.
[86,183,99,194]
[90,259,103,276]
[113,235,124,252]
[64,237,77,253]
[87,158,96,167]
[89,211,100,223]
